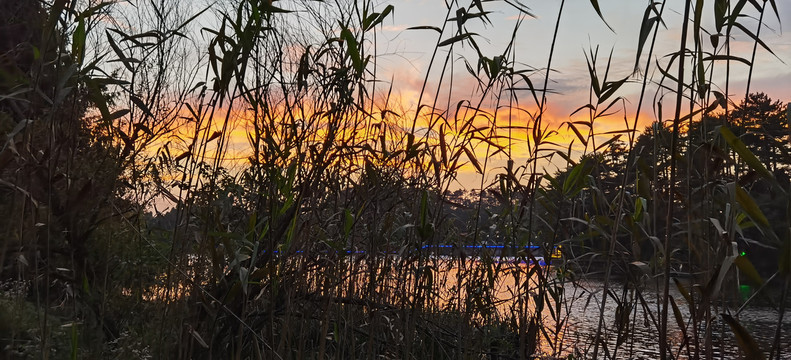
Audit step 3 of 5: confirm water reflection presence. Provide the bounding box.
[548,279,791,360]
[146,252,788,358]
[336,255,790,359]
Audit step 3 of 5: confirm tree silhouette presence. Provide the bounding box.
[546,93,789,274]
[690,93,790,174]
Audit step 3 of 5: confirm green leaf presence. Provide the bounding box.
[696,45,706,98]
[261,2,291,14]
[72,17,86,64]
[721,313,766,360]
[704,242,738,301]
[107,109,130,121]
[598,77,628,105]
[340,27,362,73]
[702,54,752,66]
[735,184,769,228]
[565,121,588,147]
[587,0,614,32]
[343,208,354,239]
[714,0,728,33]
[729,22,783,64]
[633,197,647,222]
[710,217,727,236]
[719,126,774,181]
[107,31,133,72]
[450,11,493,26]
[594,134,622,153]
[85,77,112,123]
[462,146,482,174]
[438,32,478,47]
[766,0,780,27]
[364,5,394,31]
[406,25,441,33]
[734,256,764,286]
[130,95,154,119]
[563,158,591,196]
[669,296,687,338]
[635,5,658,71]
[69,321,78,360]
[585,49,602,97]
[694,0,703,46]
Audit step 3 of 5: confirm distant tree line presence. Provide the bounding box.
[540,93,789,276]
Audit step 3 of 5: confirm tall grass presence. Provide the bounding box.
[0,0,789,359]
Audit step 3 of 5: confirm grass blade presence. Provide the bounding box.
[722,313,766,360]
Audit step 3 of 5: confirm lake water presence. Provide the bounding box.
[539,279,790,359]
[336,256,791,359]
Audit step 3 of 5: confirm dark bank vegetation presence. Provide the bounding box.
[0,0,789,359]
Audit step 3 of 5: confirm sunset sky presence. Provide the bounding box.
[381,0,790,111]
[360,0,791,185]
[198,0,791,188]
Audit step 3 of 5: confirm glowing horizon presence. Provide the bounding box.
[148,0,791,192]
